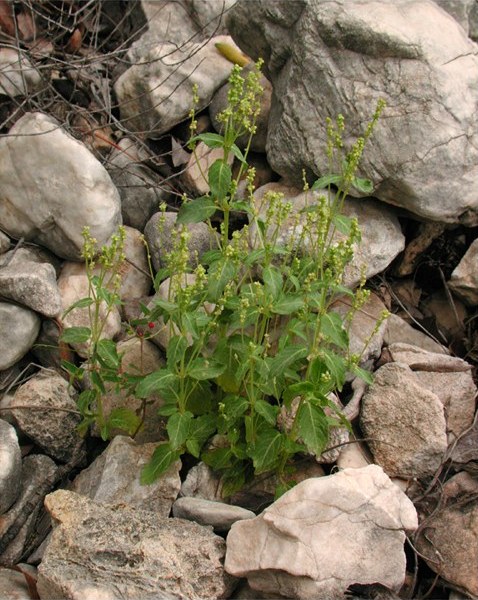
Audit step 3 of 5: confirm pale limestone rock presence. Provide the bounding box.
[434,0,477,35]
[173,497,255,531]
[449,238,478,305]
[0,230,10,253]
[37,490,236,600]
[0,301,41,370]
[0,419,21,515]
[360,363,448,479]
[384,313,448,354]
[71,436,180,515]
[181,142,234,195]
[0,567,33,600]
[11,372,82,462]
[336,440,371,470]
[227,0,478,225]
[225,465,418,599]
[0,112,121,260]
[117,225,151,300]
[0,48,43,96]
[386,342,471,372]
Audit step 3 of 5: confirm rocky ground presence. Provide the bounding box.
[1,1,478,599]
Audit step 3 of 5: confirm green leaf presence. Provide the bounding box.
[157,402,179,417]
[262,265,283,301]
[191,132,224,148]
[332,214,353,236]
[201,249,222,265]
[202,446,233,470]
[350,364,374,385]
[106,407,142,435]
[188,413,217,450]
[90,370,106,394]
[297,400,328,456]
[141,443,180,484]
[177,196,217,224]
[271,294,304,315]
[268,345,308,379]
[220,462,247,498]
[321,312,348,350]
[167,411,193,450]
[250,427,283,474]
[207,258,235,302]
[208,159,232,199]
[96,339,120,370]
[221,394,248,422]
[136,368,177,398]
[254,399,278,426]
[352,176,373,194]
[187,358,226,380]
[230,143,247,164]
[62,297,94,318]
[167,335,188,368]
[322,349,347,391]
[283,380,315,404]
[60,326,91,344]
[311,174,342,190]
[77,389,96,413]
[61,360,84,380]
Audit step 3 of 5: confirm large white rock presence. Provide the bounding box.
[225,465,418,599]
[0,301,40,370]
[449,238,478,304]
[227,0,478,225]
[0,112,121,260]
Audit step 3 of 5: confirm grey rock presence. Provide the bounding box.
[225,465,418,599]
[0,230,10,253]
[0,112,121,260]
[0,302,40,370]
[0,247,62,318]
[10,372,83,463]
[434,0,477,34]
[384,313,448,354]
[227,0,478,225]
[117,225,152,300]
[107,137,171,231]
[360,362,448,479]
[0,48,43,96]
[449,238,478,305]
[181,461,225,501]
[470,0,478,42]
[37,490,236,600]
[71,435,180,516]
[173,497,255,531]
[31,319,63,371]
[386,342,471,372]
[0,567,33,600]
[181,142,234,196]
[0,419,22,515]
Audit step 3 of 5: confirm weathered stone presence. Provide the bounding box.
[250,183,405,287]
[71,436,180,515]
[360,363,448,479]
[386,342,471,372]
[181,142,234,195]
[449,238,478,305]
[415,472,478,597]
[10,372,82,463]
[37,490,236,600]
[0,247,62,318]
[0,567,33,600]
[173,497,255,531]
[384,313,448,354]
[0,301,40,370]
[0,419,22,515]
[449,418,478,472]
[225,465,418,599]
[181,461,225,502]
[421,289,467,342]
[227,0,478,225]
[434,0,477,35]
[115,35,237,138]
[116,225,152,300]
[0,112,121,260]
[0,230,10,253]
[107,137,170,231]
[336,439,371,470]
[0,48,43,96]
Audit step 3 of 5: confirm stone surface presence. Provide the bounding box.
[360,362,448,479]
[0,48,43,96]
[336,439,371,470]
[107,137,170,231]
[415,472,478,597]
[0,301,40,370]
[0,567,33,600]
[58,261,122,358]
[0,419,22,515]
[71,435,180,515]
[116,225,152,300]
[225,465,418,599]
[10,372,82,462]
[0,230,10,252]
[449,238,478,305]
[181,142,234,195]
[37,490,236,600]
[172,497,255,531]
[386,342,471,372]
[115,34,238,138]
[0,112,122,260]
[434,0,477,34]
[384,313,448,354]
[227,0,478,225]
[0,247,62,318]
[250,183,405,287]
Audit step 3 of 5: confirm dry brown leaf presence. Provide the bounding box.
[0,0,15,37]
[17,9,36,42]
[65,27,83,54]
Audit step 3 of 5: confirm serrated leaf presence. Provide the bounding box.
[262,265,283,301]
[62,297,94,318]
[271,294,304,315]
[188,358,226,380]
[177,196,217,224]
[352,176,373,194]
[167,411,193,450]
[254,399,278,426]
[311,174,342,190]
[136,368,177,398]
[250,427,283,474]
[96,339,120,369]
[208,159,232,199]
[107,407,142,435]
[268,345,308,379]
[60,326,91,344]
[141,443,180,484]
[296,400,328,456]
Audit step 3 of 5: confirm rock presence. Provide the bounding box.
[249,183,405,287]
[0,567,33,600]
[144,211,214,273]
[0,230,10,252]
[0,302,40,370]
[58,261,122,358]
[181,142,234,195]
[421,289,467,342]
[173,497,255,532]
[71,435,180,515]
[415,472,478,597]
[225,464,418,599]
[384,313,448,354]
[360,362,448,479]
[434,0,477,35]
[107,137,170,231]
[88,338,167,443]
[385,342,471,372]
[0,112,122,260]
[116,226,152,300]
[180,461,225,502]
[336,439,371,470]
[30,320,63,371]
[227,0,478,225]
[0,48,43,96]
[10,372,82,463]
[114,35,237,138]
[0,419,22,515]
[37,490,236,600]
[449,418,478,473]
[449,238,478,305]
[0,247,62,318]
